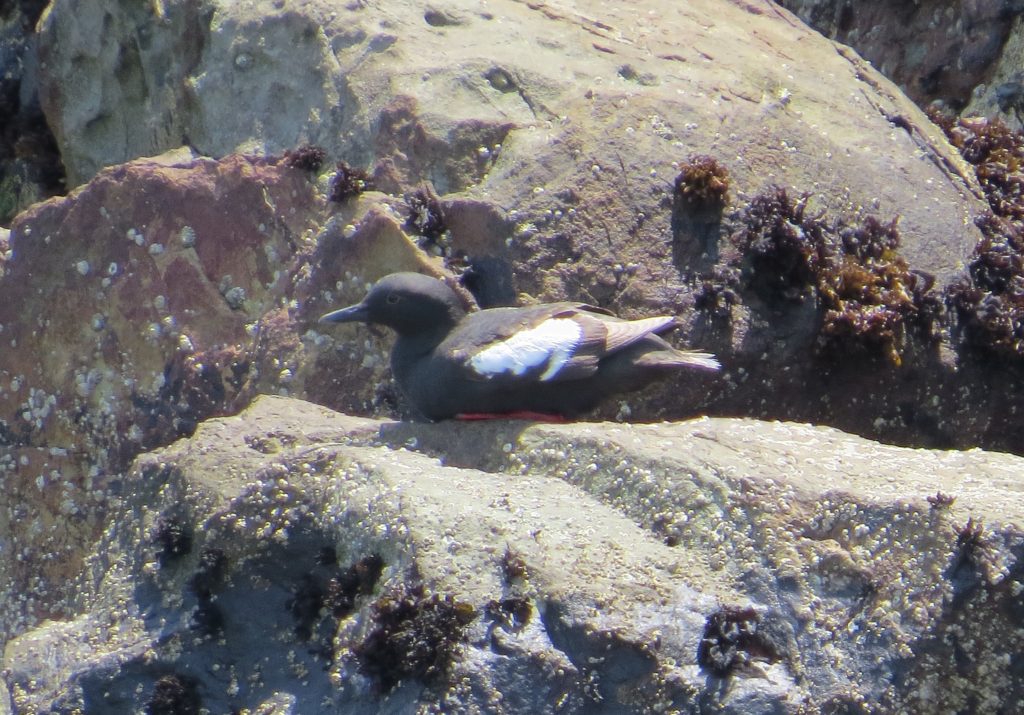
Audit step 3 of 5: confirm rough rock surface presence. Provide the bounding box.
[3,395,1023,713]
[9,0,1023,457]
[3,5,1024,710]
[36,0,984,277]
[964,16,1024,125]
[0,153,324,630]
[0,0,64,225]
[779,0,1024,127]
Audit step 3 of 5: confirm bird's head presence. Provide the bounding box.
[319,272,467,336]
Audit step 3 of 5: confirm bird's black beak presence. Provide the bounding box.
[319,302,370,324]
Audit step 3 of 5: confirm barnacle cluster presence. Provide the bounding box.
[735,187,939,364]
[355,581,475,692]
[674,155,731,209]
[328,161,374,202]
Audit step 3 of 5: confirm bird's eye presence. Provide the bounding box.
[386,293,400,304]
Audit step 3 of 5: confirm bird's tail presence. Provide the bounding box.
[639,349,721,371]
[675,350,721,371]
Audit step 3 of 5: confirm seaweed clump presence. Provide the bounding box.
[818,216,941,364]
[287,552,384,641]
[693,265,741,318]
[951,517,988,576]
[926,111,1024,360]
[355,581,476,693]
[282,144,327,173]
[326,553,385,618]
[930,112,1024,221]
[674,155,730,209]
[404,187,447,241]
[735,187,940,364]
[153,516,193,566]
[328,161,373,202]
[146,674,201,715]
[946,214,1024,359]
[696,606,786,676]
[735,187,828,301]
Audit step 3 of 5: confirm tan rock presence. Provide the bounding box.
[36,0,985,283]
[4,396,1022,712]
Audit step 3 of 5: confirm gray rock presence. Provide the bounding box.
[35,0,985,284]
[4,396,1023,712]
[778,0,1018,114]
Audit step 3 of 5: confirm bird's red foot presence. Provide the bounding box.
[455,411,568,423]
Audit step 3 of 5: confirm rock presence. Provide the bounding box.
[0,0,64,225]
[0,152,327,631]
[963,19,1024,127]
[16,0,1024,455]
[779,0,1024,131]
[777,1,1019,114]
[35,0,984,279]
[0,152,320,459]
[3,395,1023,712]
[23,0,1024,455]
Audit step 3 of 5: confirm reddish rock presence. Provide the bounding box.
[0,153,322,469]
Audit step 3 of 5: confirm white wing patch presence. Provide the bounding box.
[469,318,583,381]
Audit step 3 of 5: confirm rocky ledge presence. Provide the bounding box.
[4,396,1022,713]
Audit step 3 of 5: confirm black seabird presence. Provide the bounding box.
[320,272,720,421]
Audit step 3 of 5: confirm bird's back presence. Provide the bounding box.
[394,303,718,420]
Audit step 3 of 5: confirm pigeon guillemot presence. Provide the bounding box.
[319,272,720,421]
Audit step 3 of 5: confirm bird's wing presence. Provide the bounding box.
[450,305,602,383]
[578,311,679,352]
[453,305,680,384]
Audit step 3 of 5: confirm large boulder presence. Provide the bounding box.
[3,396,1023,713]
[36,0,984,279]
[15,0,1024,456]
